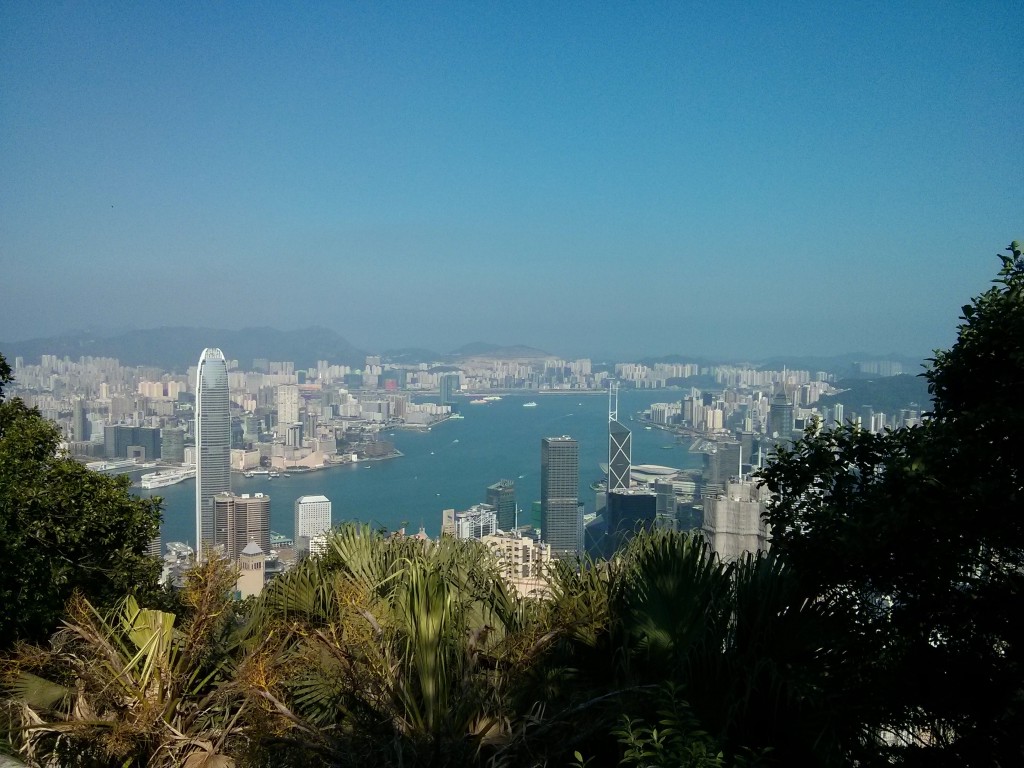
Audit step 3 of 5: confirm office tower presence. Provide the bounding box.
[439,373,458,406]
[486,479,517,531]
[654,480,677,531]
[277,384,300,428]
[195,348,231,560]
[608,383,631,491]
[295,495,332,555]
[161,427,185,464]
[72,399,89,442]
[606,488,657,535]
[768,390,794,442]
[541,436,581,559]
[213,492,270,561]
[704,441,742,491]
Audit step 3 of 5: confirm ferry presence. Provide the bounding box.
[469,399,488,405]
[139,467,196,489]
[522,401,538,408]
[483,395,502,402]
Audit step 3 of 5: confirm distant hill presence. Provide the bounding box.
[450,342,553,359]
[1,326,367,371]
[818,374,933,415]
[382,347,442,364]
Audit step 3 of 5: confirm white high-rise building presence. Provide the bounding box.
[195,348,231,560]
[277,384,300,430]
[294,494,332,555]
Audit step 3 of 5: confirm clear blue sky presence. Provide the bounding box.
[2,2,1021,360]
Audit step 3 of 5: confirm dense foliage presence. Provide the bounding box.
[0,360,163,649]
[759,241,1024,766]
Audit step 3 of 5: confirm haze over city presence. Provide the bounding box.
[2,2,1021,359]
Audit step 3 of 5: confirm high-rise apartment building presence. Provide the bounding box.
[486,479,517,531]
[277,384,300,429]
[608,383,631,491]
[213,492,270,562]
[295,495,332,555]
[196,348,231,559]
[541,436,581,559]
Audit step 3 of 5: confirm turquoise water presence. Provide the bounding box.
[143,390,701,547]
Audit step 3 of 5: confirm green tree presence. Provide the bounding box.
[0,353,162,648]
[757,242,1024,766]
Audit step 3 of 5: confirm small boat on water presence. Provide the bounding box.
[523,401,538,408]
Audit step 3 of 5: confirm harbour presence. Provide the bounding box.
[145,390,702,548]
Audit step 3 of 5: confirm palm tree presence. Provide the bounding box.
[237,524,536,767]
[2,556,246,767]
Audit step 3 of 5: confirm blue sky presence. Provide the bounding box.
[1,2,1021,360]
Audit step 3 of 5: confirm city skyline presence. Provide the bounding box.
[2,4,1020,359]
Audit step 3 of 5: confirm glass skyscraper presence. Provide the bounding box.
[486,479,517,532]
[195,348,231,559]
[608,383,631,492]
[541,436,581,559]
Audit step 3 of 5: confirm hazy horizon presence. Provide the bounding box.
[3,3,1021,359]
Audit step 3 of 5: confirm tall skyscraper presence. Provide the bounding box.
[439,373,458,406]
[196,348,231,560]
[72,398,89,442]
[213,492,270,561]
[541,436,581,559]
[768,389,794,442]
[295,494,332,555]
[608,383,631,491]
[486,479,517,531]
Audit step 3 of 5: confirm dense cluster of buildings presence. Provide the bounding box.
[6,348,922,597]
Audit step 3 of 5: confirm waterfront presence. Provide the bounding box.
[144,390,702,548]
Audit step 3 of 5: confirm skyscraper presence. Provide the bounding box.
[768,389,794,442]
[195,348,231,560]
[608,383,631,491]
[439,373,458,406]
[486,479,517,531]
[72,398,89,442]
[541,436,581,559]
[213,492,270,561]
[295,494,332,555]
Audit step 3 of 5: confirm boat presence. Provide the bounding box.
[450,413,465,419]
[483,395,502,401]
[523,401,538,408]
[139,467,196,489]
[469,399,488,405]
